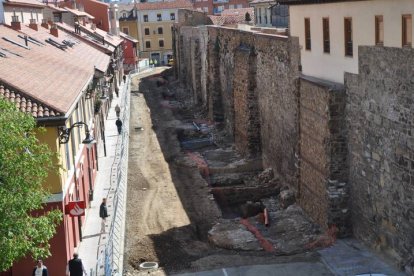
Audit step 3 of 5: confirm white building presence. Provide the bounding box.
[280,0,414,83]
[0,0,45,25]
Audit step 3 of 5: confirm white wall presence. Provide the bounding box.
[289,0,414,83]
[3,6,43,25]
[141,9,177,22]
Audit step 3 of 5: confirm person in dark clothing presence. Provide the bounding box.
[115,118,123,135]
[123,75,126,83]
[32,259,48,276]
[66,253,87,276]
[99,198,109,233]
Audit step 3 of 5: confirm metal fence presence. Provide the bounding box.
[96,73,132,276]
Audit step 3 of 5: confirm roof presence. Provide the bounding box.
[134,0,193,11]
[85,24,123,47]
[3,0,45,8]
[45,4,68,12]
[249,0,276,5]
[0,24,110,117]
[0,85,61,118]
[56,22,116,52]
[277,0,360,4]
[64,7,95,19]
[221,8,254,16]
[120,32,138,43]
[209,8,254,26]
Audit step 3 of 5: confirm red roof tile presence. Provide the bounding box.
[0,85,61,118]
[134,0,193,11]
[4,0,45,8]
[0,24,110,116]
[209,8,254,26]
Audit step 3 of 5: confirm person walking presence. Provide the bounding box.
[66,253,87,276]
[123,75,126,83]
[99,198,109,233]
[32,259,48,276]
[115,118,123,135]
[154,59,158,67]
[149,59,153,68]
[115,104,121,118]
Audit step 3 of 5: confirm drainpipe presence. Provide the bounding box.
[0,0,5,24]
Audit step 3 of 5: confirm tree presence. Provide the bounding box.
[0,98,62,271]
[245,12,252,23]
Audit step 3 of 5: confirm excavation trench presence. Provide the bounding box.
[124,70,336,275]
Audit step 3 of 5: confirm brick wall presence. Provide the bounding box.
[299,76,349,236]
[346,46,414,272]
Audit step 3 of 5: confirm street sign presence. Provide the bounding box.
[65,201,86,217]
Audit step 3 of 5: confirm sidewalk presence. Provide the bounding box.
[78,79,129,275]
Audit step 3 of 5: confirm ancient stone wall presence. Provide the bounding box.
[298,76,349,236]
[346,46,414,272]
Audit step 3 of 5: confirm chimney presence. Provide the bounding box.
[29,19,38,31]
[11,15,21,31]
[50,24,58,37]
[41,19,49,29]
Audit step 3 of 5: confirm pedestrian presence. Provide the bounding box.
[66,253,87,276]
[99,198,109,233]
[115,87,119,98]
[154,59,158,67]
[115,104,121,118]
[123,75,126,83]
[32,259,48,276]
[149,59,153,68]
[115,118,123,135]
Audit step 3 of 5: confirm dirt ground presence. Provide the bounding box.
[123,68,323,276]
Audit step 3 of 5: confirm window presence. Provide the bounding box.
[402,14,412,47]
[158,27,163,34]
[145,28,150,35]
[304,18,311,50]
[237,4,242,8]
[157,14,162,21]
[145,41,151,48]
[323,18,330,53]
[123,27,129,34]
[143,15,148,22]
[229,4,234,9]
[122,13,127,18]
[344,17,353,56]
[170,13,175,20]
[375,15,384,45]
[159,40,164,47]
[203,7,208,13]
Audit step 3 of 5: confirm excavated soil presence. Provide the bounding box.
[124,69,329,275]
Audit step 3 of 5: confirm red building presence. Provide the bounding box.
[0,20,110,275]
[120,32,139,73]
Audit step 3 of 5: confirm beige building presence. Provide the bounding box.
[280,0,414,83]
[133,0,193,65]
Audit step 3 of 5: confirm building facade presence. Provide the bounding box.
[1,0,45,25]
[134,0,193,65]
[281,0,414,83]
[0,21,111,275]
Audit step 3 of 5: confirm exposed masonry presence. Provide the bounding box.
[174,15,414,272]
[346,46,414,273]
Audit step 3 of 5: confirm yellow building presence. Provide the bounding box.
[121,0,193,65]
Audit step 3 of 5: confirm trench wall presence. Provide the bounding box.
[346,46,414,272]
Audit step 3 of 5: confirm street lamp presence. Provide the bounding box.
[58,122,96,242]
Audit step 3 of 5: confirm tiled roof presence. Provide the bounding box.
[277,0,358,4]
[221,8,254,16]
[120,32,138,43]
[56,22,116,53]
[64,7,95,19]
[249,0,276,5]
[85,24,123,47]
[209,8,254,26]
[134,0,193,11]
[0,24,110,117]
[4,0,45,7]
[0,85,62,118]
[46,4,68,12]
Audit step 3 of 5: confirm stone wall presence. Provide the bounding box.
[346,46,414,272]
[298,76,349,236]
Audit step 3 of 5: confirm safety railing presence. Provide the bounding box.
[99,73,132,276]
